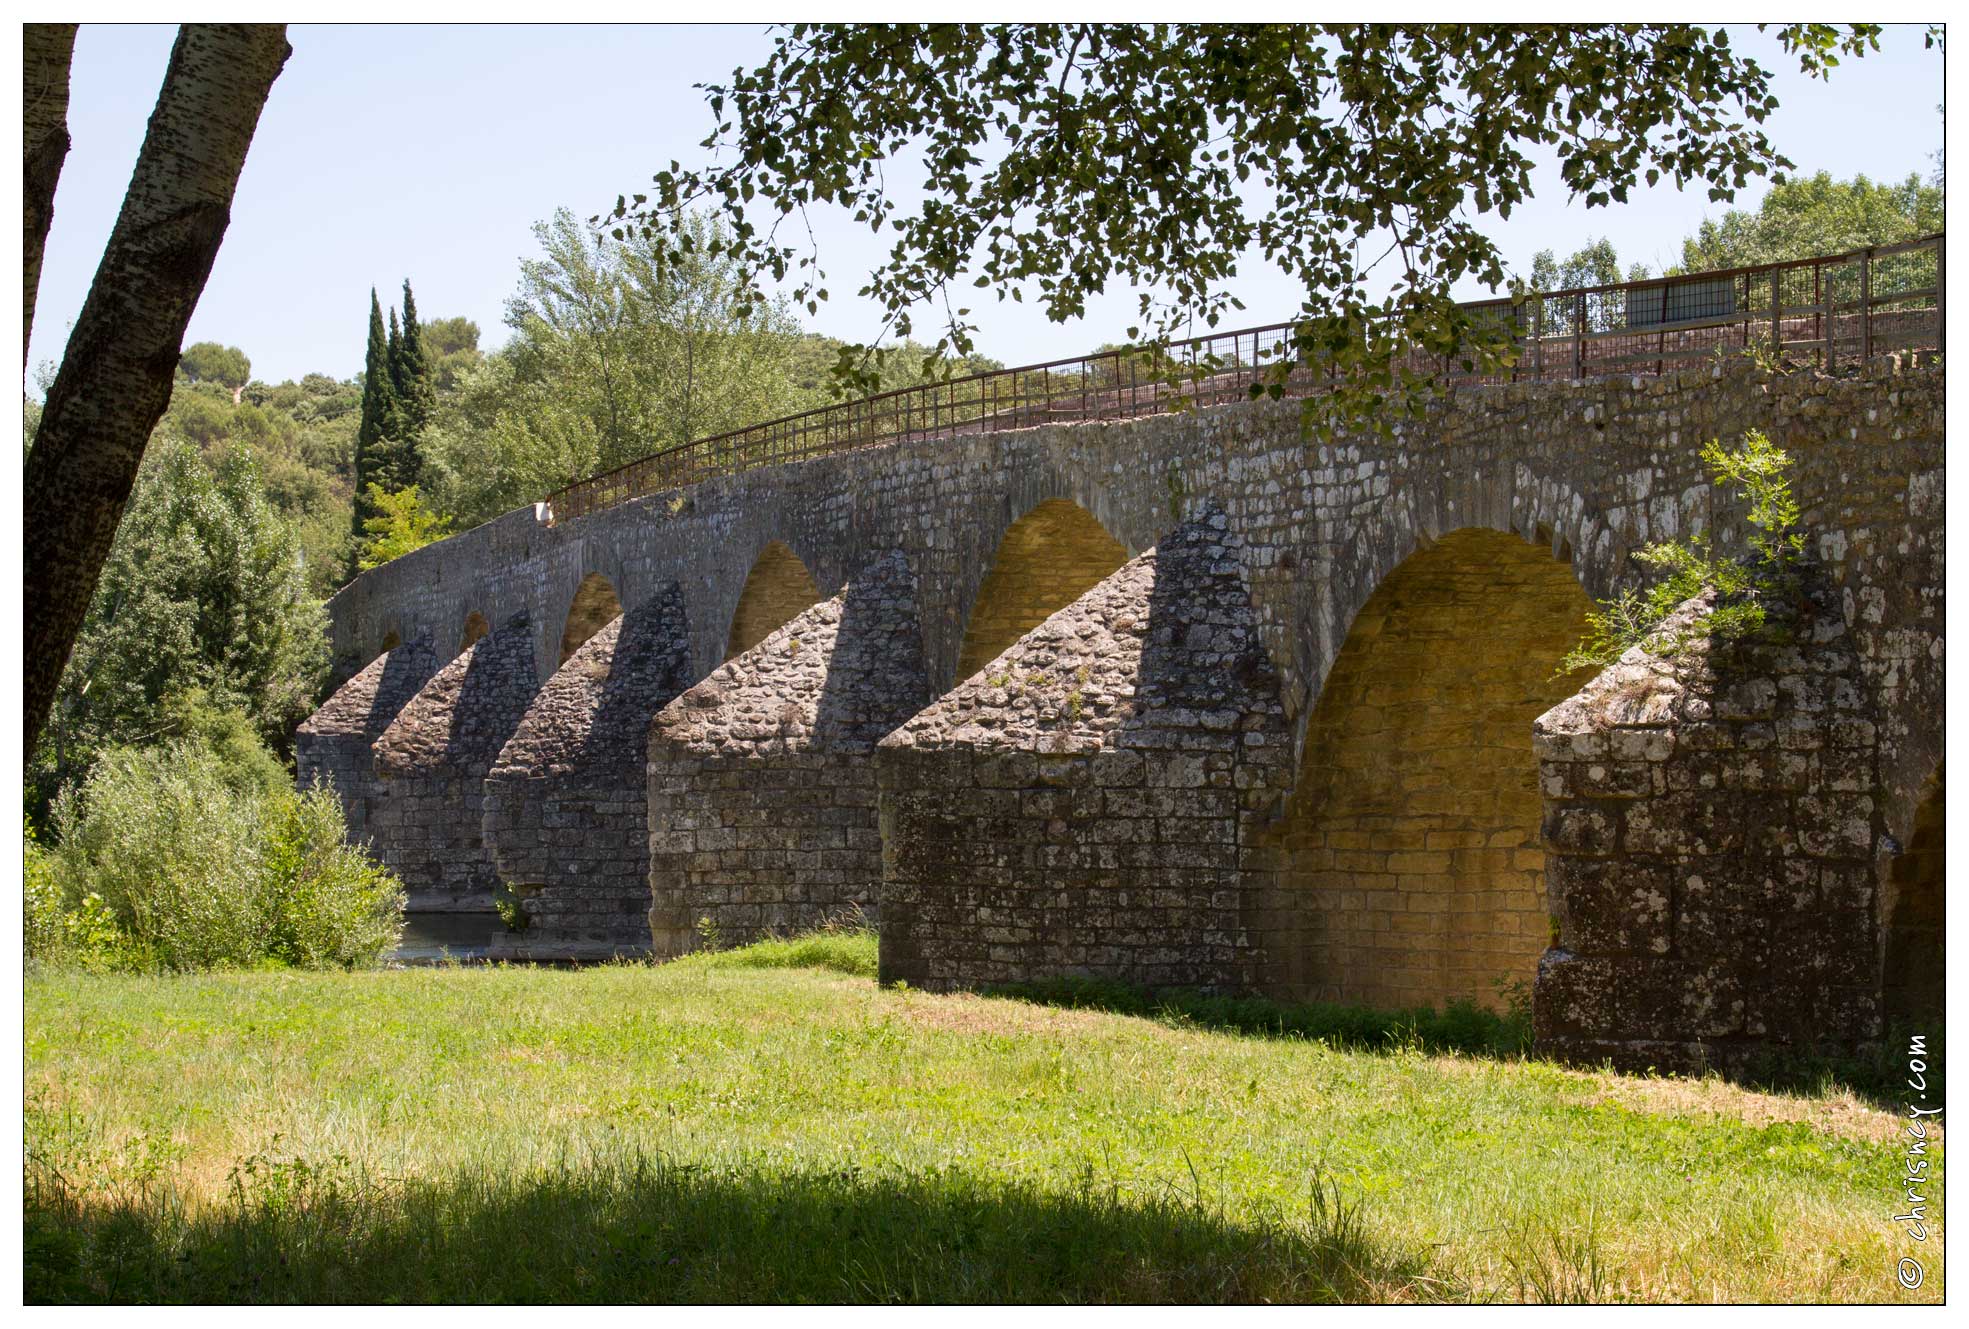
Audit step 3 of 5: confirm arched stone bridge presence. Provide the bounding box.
[304,357,1943,1072]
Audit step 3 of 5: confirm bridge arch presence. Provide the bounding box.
[460,611,491,651]
[378,629,402,656]
[955,498,1130,683]
[1275,526,1596,1012]
[559,572,624,666]
[727,540,821,660]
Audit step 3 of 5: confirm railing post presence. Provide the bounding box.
[1770,268,1782,365]
[1533,297,1544,379]
[1936,239,1946,359]
[1572,292,1584,378]
[1813,262,1824,372]
[1657,280,1668,376]
[1861,247,1874,362]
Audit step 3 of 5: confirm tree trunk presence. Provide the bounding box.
[23,24,290,759]
[23,22,78,367]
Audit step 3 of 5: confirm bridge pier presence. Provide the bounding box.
[646,551,931,955]
[295,636,437,852]
[483,584,694,961]
[876,515,1294,992]
[370,612,539,917]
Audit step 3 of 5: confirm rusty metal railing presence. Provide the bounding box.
[545,233,1943,524]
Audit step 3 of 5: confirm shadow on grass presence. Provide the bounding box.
[985,975,1533,1059]
[25,1148,1434,1304]
[984,977,1938,1109]
[1724,1024,1944,1110]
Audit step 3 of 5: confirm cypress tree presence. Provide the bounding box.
[392,279,434,483]
[352,288,398,561]
[381,308,407,489]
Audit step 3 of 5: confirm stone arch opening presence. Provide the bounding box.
[955,498,1129,682]
[1882,764,1943,1027]
[1276,527,1596,1012]
[461,611,491,651]
[379,630,401,654]
[559,573,623,665]
[726,541,821,660]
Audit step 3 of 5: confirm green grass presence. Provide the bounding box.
[25,936,1942,1303]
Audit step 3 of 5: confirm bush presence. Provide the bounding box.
[258,788,405,968]
[23,820,67,962]
[1559,429,1804,673]
[33,739,403,973]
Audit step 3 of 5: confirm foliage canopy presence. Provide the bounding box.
[176,341,252,391]
[1673,169,1944,273]
[34,437,326,814]
[611,22,1884,434]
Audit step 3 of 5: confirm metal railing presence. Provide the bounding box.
[546,233,1943,524]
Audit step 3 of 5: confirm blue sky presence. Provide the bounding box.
[26,23,1945,388]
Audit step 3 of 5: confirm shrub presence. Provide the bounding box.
[51,743,267,970]
[36,738,403,973]
[159,690,289,798]
[259,786,406,968]
[1559,429,1804,674]
[23,820,67,963]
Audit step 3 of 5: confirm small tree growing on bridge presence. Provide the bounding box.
[1559,429,1806,674]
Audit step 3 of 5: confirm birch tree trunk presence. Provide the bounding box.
[23,24,291,758]
[23,22,78,366]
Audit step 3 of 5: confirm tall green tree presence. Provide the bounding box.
[1673,170,1944,272]
[419,315,483,391]
[390,279,435,461]
[351,288,397,551]
[608,23,1886,436]
[384,307,404,446]
[1527,238,1651,292]
[34,436,326,815]
[177,341,253,398]
[422,209,812,527]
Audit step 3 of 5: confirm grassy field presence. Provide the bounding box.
[25,934,1941,1303]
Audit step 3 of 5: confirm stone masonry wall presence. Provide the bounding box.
[294,636,437,854]
[1533,590,1888,1073]
[648,551,931,955]
[877,514,1294,992]
[726,540,822,659]
[371,612,540,911]
[484,584,692,959]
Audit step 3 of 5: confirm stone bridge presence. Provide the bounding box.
[303,356,1943,1071]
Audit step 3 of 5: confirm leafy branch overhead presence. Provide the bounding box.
[609,22,1881,434]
